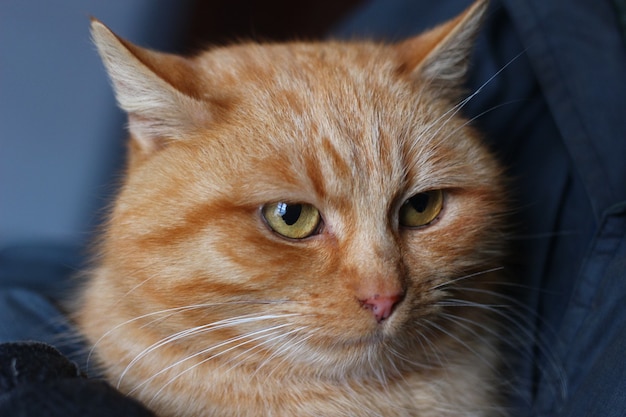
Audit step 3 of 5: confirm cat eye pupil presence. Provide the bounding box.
[408,193,430,213]
[262,202,321,239]
[399,189,444,228]
[277,203,302,226]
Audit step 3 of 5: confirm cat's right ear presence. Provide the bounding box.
[91,19,210,157]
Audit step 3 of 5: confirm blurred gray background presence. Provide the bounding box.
[0,1,193,248]
[0,0,362,250]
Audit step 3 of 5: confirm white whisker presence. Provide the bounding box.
[422,318,499,375]
[87,303,218,372]
[123,314,299,393]
[255,331,317,379]
[143,322,297,405]
[419,49,526,143]
[220,326,309,375]
[87,300,289,372]
[431,266,505,290]
[118,313,269,388]
[413,321,449,370]
[439,99,526,144]
[437,293,568,401]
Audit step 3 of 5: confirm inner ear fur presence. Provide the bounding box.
[395,0,488,90]
[90,19,211,157]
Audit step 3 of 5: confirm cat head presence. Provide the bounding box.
[88,0,503,380]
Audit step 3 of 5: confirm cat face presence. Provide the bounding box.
[81,1,506,415]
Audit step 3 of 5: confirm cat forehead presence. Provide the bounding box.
[131,42,492,204]
[196,41,398,80]
[171,43,485,201]
[191,42,434,156]
[189,41,415,109]
[187,47,400,156]
[184,95,474,212]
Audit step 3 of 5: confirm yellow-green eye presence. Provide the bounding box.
[399,189,444,228]
[262,202,321,239]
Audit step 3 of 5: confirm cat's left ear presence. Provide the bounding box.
[91,19,211,156]
[396,0,488,91]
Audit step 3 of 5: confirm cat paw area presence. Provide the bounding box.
[2,1,626,417]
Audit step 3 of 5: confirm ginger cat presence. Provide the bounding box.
[78,1,510,415]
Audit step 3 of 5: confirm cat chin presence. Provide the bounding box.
[266,330,429,380]
[107,324,501,417]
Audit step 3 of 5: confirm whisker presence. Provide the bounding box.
[256,331,317,379]
[416,49,528,148]
[87,303,218,372]
[461,49,529,107]
[134,326,286,398]
[118,313,261,388]
[86,300,289,372]
[508,230,580,240]
[444,286,557,332]
[220,326,309,376]
[439,312,503,348]
[437,295,567,400]
[117,270,161,304]
[436,298,509,309]
[431,266,505,290]
[463,280,564,296]
[404,48,529,186]
[120,314,299,390]
[144,323,296,405]
[439,310,557,407]
[387,344,438,372]
[423,317,503,377]
[413,321,450,370]
[439,99,526,145]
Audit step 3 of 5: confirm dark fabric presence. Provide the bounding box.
[613,0,626,42]
[0,341,155,417]
[0,244,85,363]
[501,1,626,415]
[0,243,84,297]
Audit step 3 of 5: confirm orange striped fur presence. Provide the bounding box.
[78,1,511,415]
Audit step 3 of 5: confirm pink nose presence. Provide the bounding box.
[360,293,403,323]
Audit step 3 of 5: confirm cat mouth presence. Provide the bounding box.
[336,317,404,349]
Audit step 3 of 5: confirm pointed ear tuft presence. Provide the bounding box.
[90,19,210,155]
[396,0,488,90]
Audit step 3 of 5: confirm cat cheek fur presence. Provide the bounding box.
[78,1,511,416]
